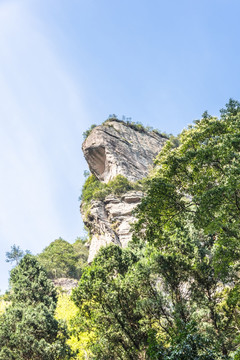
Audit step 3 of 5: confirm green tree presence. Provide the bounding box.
[38,238,88,280]
[6,244,29,266]
[0,254,72,359]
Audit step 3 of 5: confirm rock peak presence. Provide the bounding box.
[82,120,167,183]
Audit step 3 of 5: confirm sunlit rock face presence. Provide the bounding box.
[82,191,144,263]
[82,120,166,183]
[81,120,167,262]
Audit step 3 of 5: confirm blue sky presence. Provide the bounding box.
[1,0,240,292]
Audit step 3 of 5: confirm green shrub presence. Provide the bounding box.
[80,174,142,208]
[108,174,134,194]
[80,174,105,204]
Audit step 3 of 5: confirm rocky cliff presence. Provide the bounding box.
[81,120,167,262]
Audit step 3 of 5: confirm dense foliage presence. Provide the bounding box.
[38,238,88,280]
[0,255,72,359]
[72,100,240,359]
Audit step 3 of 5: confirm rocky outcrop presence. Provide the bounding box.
[81,120,167,262]
[52,278,78,294]
[83,191,144,263]
[82,120,166,183]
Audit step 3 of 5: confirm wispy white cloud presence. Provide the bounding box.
[0,0,89,292]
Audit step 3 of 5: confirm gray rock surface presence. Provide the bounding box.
[81,120,167,262]
[82,120,166,183]
[52,278,78,294]
[82,191,144,263]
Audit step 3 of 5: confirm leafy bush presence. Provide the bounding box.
[108,174,134,194]
[80,174,105,204]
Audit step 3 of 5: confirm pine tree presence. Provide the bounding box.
[0,254,72,360]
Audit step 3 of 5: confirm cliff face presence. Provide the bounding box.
[81,120,167,262]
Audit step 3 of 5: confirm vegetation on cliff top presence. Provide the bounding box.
[82,115,172,140]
